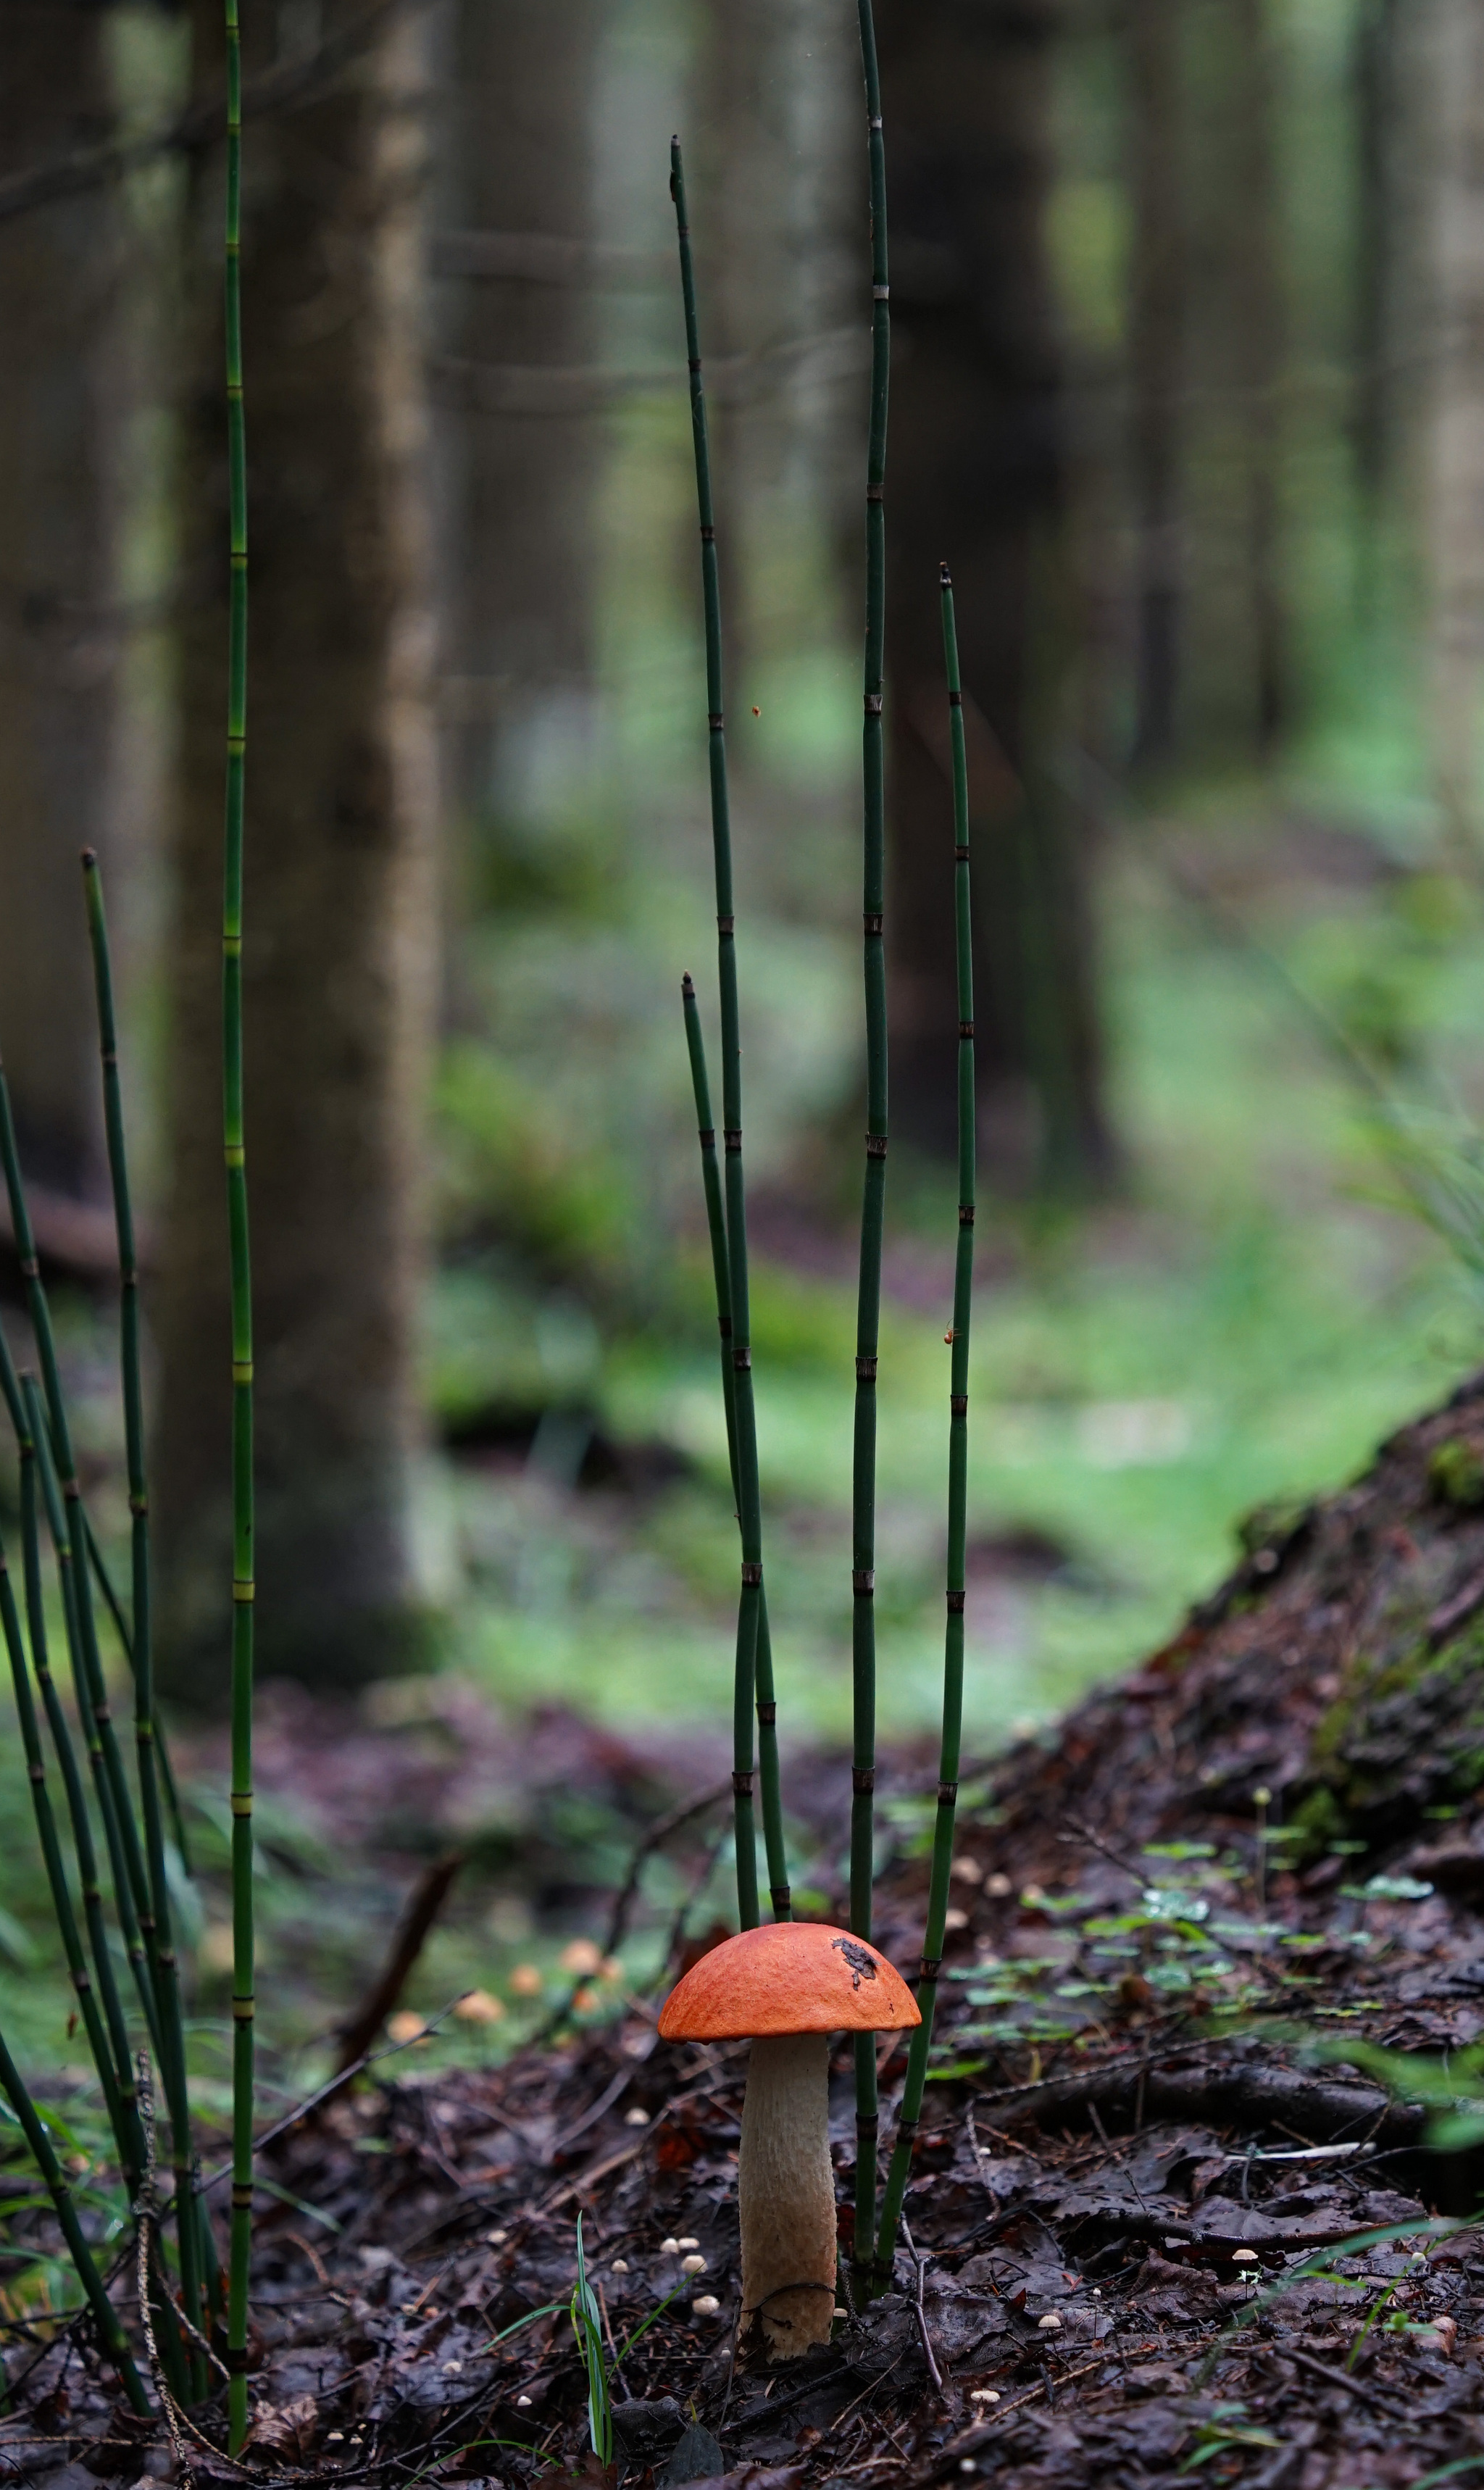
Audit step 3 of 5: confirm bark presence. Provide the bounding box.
[0,9,121,1200]
[1423,0,1484,840]
[1232,0,1288,758]
[155,0,438,1699]
[875,0,1114,1193]
[1127,0,1184,767]
[433,0,604,857]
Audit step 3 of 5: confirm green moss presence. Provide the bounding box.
[1428,1437,1484,1507]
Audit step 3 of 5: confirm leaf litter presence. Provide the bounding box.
[15,1377,1484,2482]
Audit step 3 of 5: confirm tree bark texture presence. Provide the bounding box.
[1232,0,1288,759]
[1128,0,1184,767]
[0,9,121,1202]
[433,0,604,858]
[1423,0,1484,839]
[155,0,438,1700]
[875,0,1114,1193]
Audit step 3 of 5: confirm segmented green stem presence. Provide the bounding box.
[83,851,205,2394]
[875,567,976,2273]
[20,1375,162,2068]
[670,137,788,1930]
[222,0,255,2445]
[83,1507,192,1878]
[0,1508,140,2191]
[0,2017,151,2415]
[851,0,890,2285]
[0,1065,157,1968]
[7,1377,142,2147]
[680,978,789,1918]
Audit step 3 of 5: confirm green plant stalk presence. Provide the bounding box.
[874,565,975,2274]
[222,0,255,2446]
[670,136,785,1931]
[850,0,890,2285]
[0,1510,139,2191]
[680,976,789,1918]
[82,1511,192,1878]
[0,1063,157,1964]
[7,1378,143,2149]
[0,2016,151,2416]
[22,1374,164,2066]
[82,851,206,2394]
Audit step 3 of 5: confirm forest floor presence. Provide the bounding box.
[12,1371,1484,2483]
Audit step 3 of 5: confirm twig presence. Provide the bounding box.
[198,1989,476,2194]
[900,2220,945,2398]
[333,1852,466,2072]
[533,1780,728,2041]
[1258,2341,1416,2421]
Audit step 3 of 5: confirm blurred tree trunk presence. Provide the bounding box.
[0,9,120,1206]
[1424,0,1484,841]
[433,0,604,868]
[1232,0,1288,758]
[877,0,1115,1193]
[1353,0,1398,510]
[1128,0,1184,767]
[155,0,438,1700]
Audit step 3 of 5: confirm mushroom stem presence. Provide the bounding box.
[738,2033,838,2359]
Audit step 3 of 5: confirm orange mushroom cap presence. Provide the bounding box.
[658,1921,921,2042]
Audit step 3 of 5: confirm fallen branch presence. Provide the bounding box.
[974,2049,1426,2149]
[333,1852,465,2073]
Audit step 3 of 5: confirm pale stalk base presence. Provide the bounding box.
[738,2033,838,2360]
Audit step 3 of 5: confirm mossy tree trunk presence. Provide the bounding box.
[155,0,438,1700]
[875,0,1114,1194]
[0,7,121,1204]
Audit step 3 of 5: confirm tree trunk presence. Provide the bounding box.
[433,0,604,861]
[1232,0,1288,759]
[876,0,1115,1193]
[154,1,438,1701]
[1423,0,1484,841]
[1128,0,1184,767]
[0,9,120,1204]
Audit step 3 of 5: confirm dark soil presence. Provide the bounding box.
[14,1372,1484,2488]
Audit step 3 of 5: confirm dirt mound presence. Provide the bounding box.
[11,1374,1484,2487]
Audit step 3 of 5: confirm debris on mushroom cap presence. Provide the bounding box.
[657,1920,920,2040]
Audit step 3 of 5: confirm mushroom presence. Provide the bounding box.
[658,1921,918,2360]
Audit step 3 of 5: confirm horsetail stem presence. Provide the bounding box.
[21,1373,164,2068]
[681,977,790,1919]
[851,0,890,2285]
[670,136,787,1931]
[0,1058,157,1961]
[5,1366,142,2136]
[0,1507,141,2192]
[83,1506,192,1878]
[222,0,256,2443]
[874,565,976,2273]
[0,2018,151,2415]
[82,851,205,2395]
